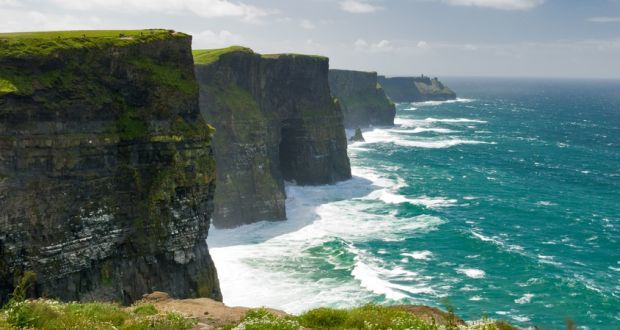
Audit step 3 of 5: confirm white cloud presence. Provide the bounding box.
[587,16,620,23]
[300,19,316,29]
[354,38,393,52]
[417,41,430,49]
[340,0,383,13]
[373,39,392,51]
[192,30,244,48]
[48,0,270,23]
[0,9,102,32]
[442,0,543,10]
[354,38,369,48]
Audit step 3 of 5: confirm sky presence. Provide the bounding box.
[1,0,619,78]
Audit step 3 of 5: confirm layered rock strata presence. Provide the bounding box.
[194,47,351,228]
[328,69,395,128]
[0,30,221,304]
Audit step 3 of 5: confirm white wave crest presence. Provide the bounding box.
[456,268,486,279]
[515,293,534,304]
[412,98,475,106]
[402,251,433,260]
[366,190,457,209]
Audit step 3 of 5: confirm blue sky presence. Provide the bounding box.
[1,0,619,78]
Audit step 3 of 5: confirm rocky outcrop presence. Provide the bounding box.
[329,69,395,128]
[0,30,221,304]
[350,128,365,142]
[195,47,351,228]
[378,75,456,102]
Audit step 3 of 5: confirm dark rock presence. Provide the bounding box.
[377,75,456,102]
[329,69,395,128]
[350,128,365,142]
[195,49,351,228]
[0,32,221,304]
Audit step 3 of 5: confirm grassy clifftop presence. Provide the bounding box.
[193,46,254,65]
[0,29,185,58]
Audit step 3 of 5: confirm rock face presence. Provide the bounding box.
[350,128,365,142]
[329,69,395,128]
[195,47,351,228]
[0,30,221,304]
[377,75,456,102]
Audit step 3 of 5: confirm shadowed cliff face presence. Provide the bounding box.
[328,69,395,128]
[377,76,457,102]
[196,50,351,229]
[0,32,221,304]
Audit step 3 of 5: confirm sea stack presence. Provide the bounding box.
[194,47,351,228]
[0,30,221,304]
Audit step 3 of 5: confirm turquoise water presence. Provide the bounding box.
[209,78,620,329]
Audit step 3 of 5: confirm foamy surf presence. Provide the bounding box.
[410,98,476,107]
[209,164,446,313]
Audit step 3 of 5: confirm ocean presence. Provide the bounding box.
[208,78,620,329]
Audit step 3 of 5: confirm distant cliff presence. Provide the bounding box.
[328,69,395,128]
[378,75,456,102]
[0,30,221,304]
[194,47,351,228]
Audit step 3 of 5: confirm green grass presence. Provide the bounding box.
[0,300,196,330]
[225,305,516,330]
[0,29,184,58]
[192,46,254,65]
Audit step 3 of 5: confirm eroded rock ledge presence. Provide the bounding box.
[0,30,221,304]
[329,69,395,128]
[194,47,352,228]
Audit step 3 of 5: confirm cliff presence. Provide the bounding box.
[0,30,221,304]
[377,75,456,102]
[328,69,395,128]
[194,47,351,228]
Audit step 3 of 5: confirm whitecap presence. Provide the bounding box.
[412,98,476,106]
[365,190,457,209]
[515,293,534,304]
[392,127,459,134]
[402,251,433,260]
[364,134,492,149]
[456,268,486,279]
[469,295,483,301]
[511,315,531,323]
[536,201,557,206]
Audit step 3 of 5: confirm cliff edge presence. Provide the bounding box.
[329,69,395,128]
[0,30,221,304]
[194,47,351,228]
[378,75,456,102]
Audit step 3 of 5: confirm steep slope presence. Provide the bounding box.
[195,47,351,228]
[378,75,456,102]
[328,69,395,128]
[0,30,221,304]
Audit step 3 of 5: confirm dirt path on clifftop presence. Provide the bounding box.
[140,292,286,329]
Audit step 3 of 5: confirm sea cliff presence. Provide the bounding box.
[329,69,395,128]
[0,30,221,304]
[378,75,456,102]
[194,47,351,228]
